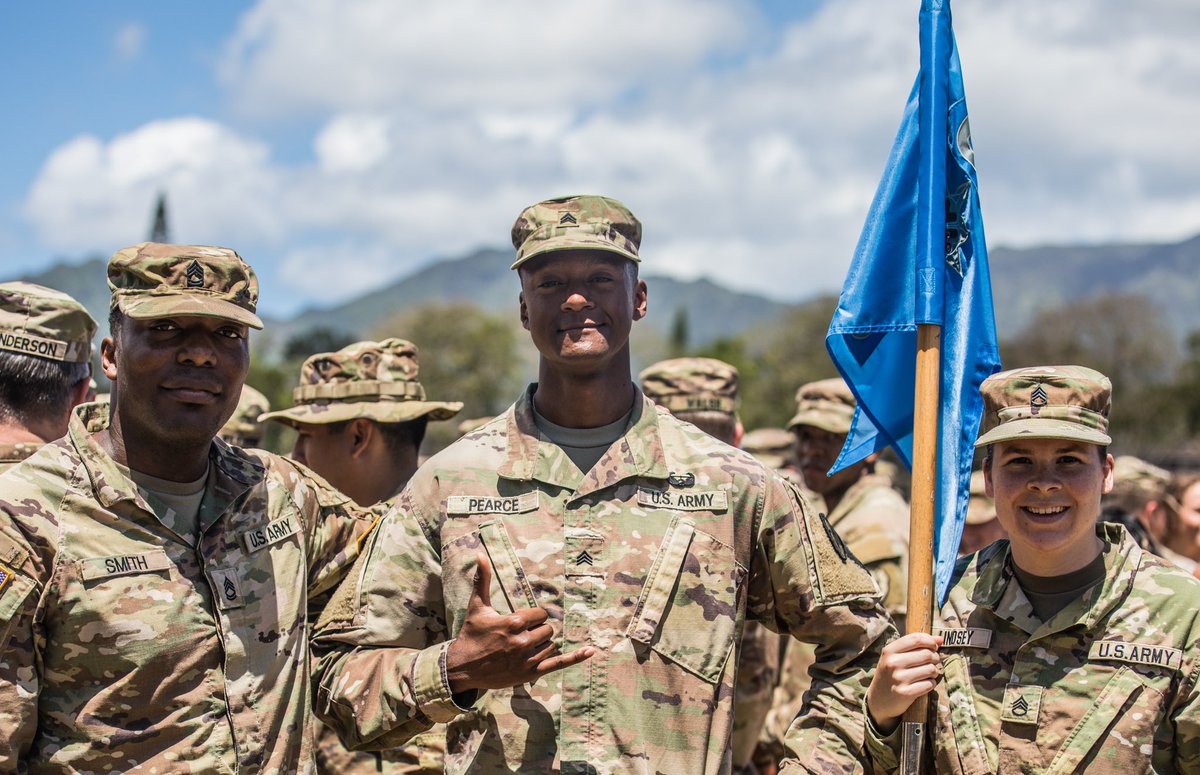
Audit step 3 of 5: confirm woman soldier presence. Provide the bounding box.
[864,365,1200,773]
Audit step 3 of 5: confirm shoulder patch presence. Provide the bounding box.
[446,492,538,516]
[1089,640,1183,671]
[80,550,172,581]
[637,487,729,512]
[800,509,878,603]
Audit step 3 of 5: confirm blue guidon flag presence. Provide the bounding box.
[825,0,1001,601]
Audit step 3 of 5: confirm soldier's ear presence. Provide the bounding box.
[349,419,374,459]
[100,336,118,381]
[519,292,530,330]
[632,280,648,322]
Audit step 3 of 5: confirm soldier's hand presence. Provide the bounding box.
[865,632,943,734]
[445,552,595,693]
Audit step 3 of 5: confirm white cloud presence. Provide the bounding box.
[314,114,391,174]
[18,0,1200,314]
[219,0,751,117]
[113,22,146,64]
[22,118,282,253]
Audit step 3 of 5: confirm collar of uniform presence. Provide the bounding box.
[70,402,146,510]
[497,384,669,488]
[969,522,1137,634]
[70,401,264,522]
[0,441,38,464]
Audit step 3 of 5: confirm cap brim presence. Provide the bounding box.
[120,294,264,330]
[511,237,640,270]
[786,410,851,436]
[974,417,1111,447]
[260,400,464,427]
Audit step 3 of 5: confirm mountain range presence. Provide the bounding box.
[12,233,1199,356]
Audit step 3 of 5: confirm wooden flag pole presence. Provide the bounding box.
[900,322,942,775]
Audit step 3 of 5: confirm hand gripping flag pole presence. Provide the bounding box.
[825,1,1001,771]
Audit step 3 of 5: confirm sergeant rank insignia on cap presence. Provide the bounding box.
[1030,385,1048,414]
[185,259,205,288]
[559,212,577,225]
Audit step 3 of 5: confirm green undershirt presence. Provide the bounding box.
[1012,547,1107,622]
[117,462,209,545]
[533,405,633,475]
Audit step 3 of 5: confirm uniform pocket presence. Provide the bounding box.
[1045,665,1162,775]
[477,520,537,614]
[626,515,742,683]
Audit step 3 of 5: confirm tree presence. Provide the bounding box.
[371,303,526,455]
[283,327,358,362]
[696,295,841,431]
[1000,293,1178,453]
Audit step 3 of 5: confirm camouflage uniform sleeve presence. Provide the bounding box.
[276,457,377,600]
[731,621,781,769]
[311,487,467,751]
[754,478,895,774]
[0,519,47,767]
[1174,638,1200,771]
[861,696,904,774]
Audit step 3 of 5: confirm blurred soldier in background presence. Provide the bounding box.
[758,377,910,771]
[742,426,802,484]
[1160,471,1200,578]
[639,356,780,775]
[217,383,271,448]
[1101,455,1174,562]
[262,337,463,775]
[958,469,1008,557]
[0,282,96,473]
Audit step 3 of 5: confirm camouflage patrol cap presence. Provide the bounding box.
[788,378,855,435]
[975,364,1111,447]
[510,195,641,270]
[218,384,271,446]
[260,338,463,427]
[966,470,996,525]
[742,427,794,470]
[1110,455,1170,502]
[639,357,738,415]
[0,282,97,363]
[107,242,263,329]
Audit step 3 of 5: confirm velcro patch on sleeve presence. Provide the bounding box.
[637,487,729,511]
[446,492,538,516]
[1089,640,1183,671]
[241,516,301,553]
[80,550,172,581]
[934,627,993,649]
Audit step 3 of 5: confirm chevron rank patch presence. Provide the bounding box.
[1001,684,1042,725]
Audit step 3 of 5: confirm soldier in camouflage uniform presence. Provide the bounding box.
[866,365,1200,773]
[638,357,781,775]
[742,427,799,479]
[312,195,894,774]
[218,383,272,448]
[0,243,372,772]
[957,469,1007,557]
[0,282,96,473]
[262,338,463,774]
[758,378,910,769]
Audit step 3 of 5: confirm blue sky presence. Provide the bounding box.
[3,1,1198,317]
